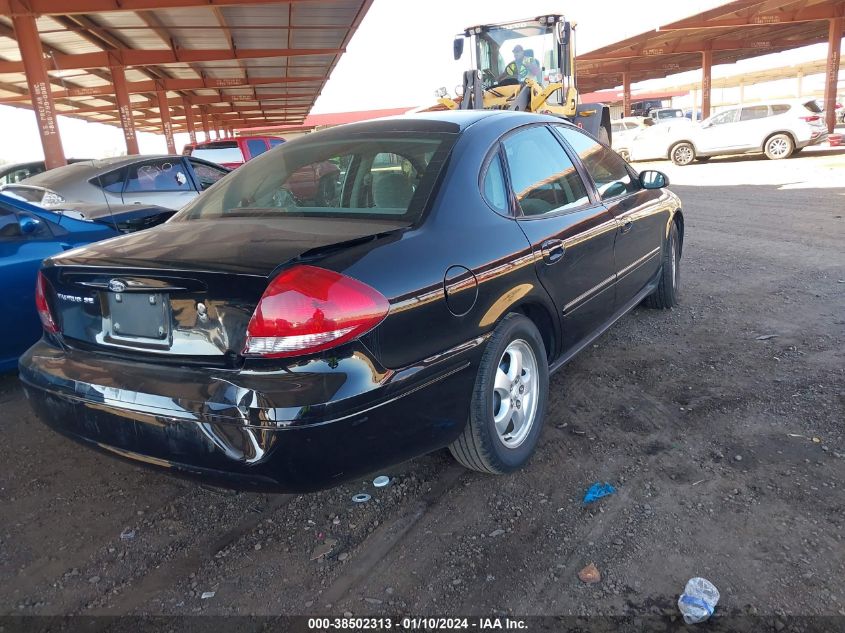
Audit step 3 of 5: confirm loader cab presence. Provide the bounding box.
[454,15,571,102]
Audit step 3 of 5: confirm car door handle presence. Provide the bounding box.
[620,220,633,234]
[540,239,565,264]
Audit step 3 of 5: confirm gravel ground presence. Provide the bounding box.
[1,147,843,622]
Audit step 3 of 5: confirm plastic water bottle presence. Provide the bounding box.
[678,577,720,624]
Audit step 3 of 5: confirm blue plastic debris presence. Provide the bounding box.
[583,482,616,505]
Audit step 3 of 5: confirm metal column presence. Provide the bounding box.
[111,66,139,155]
[200,108,211,141]
[156,89,176,155]
[11,14,66,169]
[182,97,197,146]
[701,49,712,120]
[823,17,843,133]
[622,71,631,117]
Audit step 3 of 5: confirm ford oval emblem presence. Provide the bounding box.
[108,279,126,293]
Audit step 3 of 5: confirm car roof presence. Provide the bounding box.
[22,155,187,187]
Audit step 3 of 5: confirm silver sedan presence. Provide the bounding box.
[0,155,229,211]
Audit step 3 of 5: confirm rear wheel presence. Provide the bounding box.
[449,314,549,474]
[644,222,680,309]
[764,133,794,160]
[670,142,695,166]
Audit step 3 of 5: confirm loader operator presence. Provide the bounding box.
[503,44,542,83]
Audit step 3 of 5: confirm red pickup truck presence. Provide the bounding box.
[183,135,340,205]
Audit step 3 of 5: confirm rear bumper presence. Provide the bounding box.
[19,338,484,491]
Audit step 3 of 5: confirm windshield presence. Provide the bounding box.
[190,142,244,164]
[173,129,457,224]
[476,21,558,87]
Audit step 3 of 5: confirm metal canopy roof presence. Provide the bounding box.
[577,0,844,94]
[0,0,374,133]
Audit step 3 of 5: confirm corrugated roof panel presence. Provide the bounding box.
[291,2,360,27]
[290,28,348,49]
[221,6,289,28]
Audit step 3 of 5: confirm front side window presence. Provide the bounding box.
[502,126,589,217]
[740,105,769,121]
[0,207,20,238]
[125,159,193,193]
[189,160,228,191]
[174,130,456,224]
[709,109,739,126]
[555,126,638,201]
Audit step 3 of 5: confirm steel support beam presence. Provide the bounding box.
[0,0,333,15]
[156,89,176,154]
[183,97,197,146]
[0,47,341,74]
[579,37,824,61]
[622,71,631,117]
[824,17,843,133]
[701,49,713,120]
[111,66,139,155]
[11,14,66,169]
[0,77,325,104]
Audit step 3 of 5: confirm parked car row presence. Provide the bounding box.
[613,99,828,165]
[14,110,684,493]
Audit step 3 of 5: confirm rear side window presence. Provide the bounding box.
[502,126,589,217]
[802,100,822,114]
[481,153,509,214]
[771,104,790,115]
[91,167,126,193]
[740,106,769,121]
[246,139,269,158]
[125,159,193,193]
[555,126,639,201]
[268,138,284,147]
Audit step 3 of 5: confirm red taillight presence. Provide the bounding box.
[800,115,821,122]
[243,265,389,358]
[35,271,59,333]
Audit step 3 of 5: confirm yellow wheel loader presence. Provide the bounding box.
[436,15,611,144]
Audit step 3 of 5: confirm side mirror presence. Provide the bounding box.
[19,215,42,235]
[453,37,464,61]
[640,170,669,189]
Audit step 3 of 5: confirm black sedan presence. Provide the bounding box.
[19,111,684,491]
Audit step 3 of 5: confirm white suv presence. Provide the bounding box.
[665,100,828,165]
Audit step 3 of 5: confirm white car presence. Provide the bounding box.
[623,100,828,165]
[610,117,653,161]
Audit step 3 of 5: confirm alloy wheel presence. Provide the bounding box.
[767,137,790,158]
[492,339,539,448]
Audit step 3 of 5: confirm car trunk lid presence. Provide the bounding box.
[43,217,405,361]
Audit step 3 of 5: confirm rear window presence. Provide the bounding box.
[174,130,457,224]
[190,141,244,164]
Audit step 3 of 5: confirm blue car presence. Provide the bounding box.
[0,194,119,371]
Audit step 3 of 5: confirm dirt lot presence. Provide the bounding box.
[1,147,843,623]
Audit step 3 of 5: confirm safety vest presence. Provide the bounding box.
[505,56,539,81]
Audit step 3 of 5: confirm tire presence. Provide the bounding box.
[449,314,549,474]
[791,147,803,155]
[764,133,794,160]
[644,221,681,309]
[694,156,711,162]
[670,142,695,166]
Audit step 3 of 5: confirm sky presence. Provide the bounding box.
[0,0,840,163]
